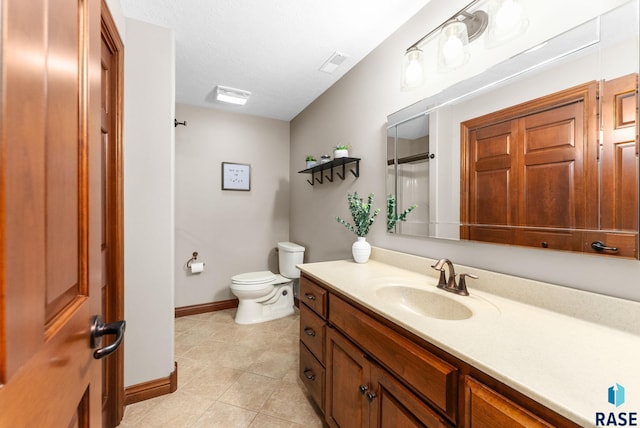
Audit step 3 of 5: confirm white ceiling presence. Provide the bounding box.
[120,0,431,121]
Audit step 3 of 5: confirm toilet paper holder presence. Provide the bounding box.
[186,251,204,269]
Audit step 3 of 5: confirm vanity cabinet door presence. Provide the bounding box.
[370,365,452,428]
[326,327,370,428]
[326,327,452,428]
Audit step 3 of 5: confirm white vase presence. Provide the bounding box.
[352,237,371,263]
[334,149,349,158]
[306,160,317,169]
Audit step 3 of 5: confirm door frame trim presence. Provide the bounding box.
[100,1,125,425]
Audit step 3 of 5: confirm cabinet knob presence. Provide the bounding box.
[304,293,316,301]
[359,385,369,394]
[366,391,377,402]
[541,241,549,248]
[303,369,315,381]
[304,327,316,337]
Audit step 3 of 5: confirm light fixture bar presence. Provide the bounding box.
[459,10,488,42]
[406,0,484,51]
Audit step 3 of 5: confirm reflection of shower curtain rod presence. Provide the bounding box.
[387,152,434,165]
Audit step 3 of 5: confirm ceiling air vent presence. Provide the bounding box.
[319,51,349,74]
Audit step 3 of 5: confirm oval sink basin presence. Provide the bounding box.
[376,286,473,320]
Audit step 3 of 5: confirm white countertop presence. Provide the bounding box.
[297,248,640,427]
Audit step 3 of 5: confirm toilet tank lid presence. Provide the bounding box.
[231,271,276,284]
[277,242,305,252]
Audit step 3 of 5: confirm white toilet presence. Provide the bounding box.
[230,242,305,325]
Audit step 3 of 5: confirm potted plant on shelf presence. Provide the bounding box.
[336,192,380,263]
[305,155,317,169]
[386,194,417,232]
[333,144,351,159]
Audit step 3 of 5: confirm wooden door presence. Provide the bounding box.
[325,328,370,428]
[464,120,519,244]
[461,82,598,251]
[0,0,107,425]
[519,101,587,231]
[517,101,588,251]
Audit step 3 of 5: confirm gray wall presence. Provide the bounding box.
[289,0,640,302]
[174,104,290,307]
[122,18,176,387]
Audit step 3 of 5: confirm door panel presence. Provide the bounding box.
[0,0,104,426]
[45,0,82,322]
[521,102,585,230]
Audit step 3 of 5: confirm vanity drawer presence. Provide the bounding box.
[463,377,555,428]
[300,303,326,363]
[329,294,458,421]
[299,342,325,412]
[300,275,327,318]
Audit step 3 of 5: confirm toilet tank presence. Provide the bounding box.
[277,242,305,279]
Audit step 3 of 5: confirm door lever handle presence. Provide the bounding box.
[90,315,126,360]
[591,241,619,253]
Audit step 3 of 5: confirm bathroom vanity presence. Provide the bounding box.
[297,248,640,427]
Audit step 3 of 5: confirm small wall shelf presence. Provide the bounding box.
[298,157,360,186]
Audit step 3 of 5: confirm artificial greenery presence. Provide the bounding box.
[305,155,317,161]
[387,194,417,232]
[336,192,380,237]
[334,144,351,151]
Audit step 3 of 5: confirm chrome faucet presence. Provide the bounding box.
[431,258,477,296]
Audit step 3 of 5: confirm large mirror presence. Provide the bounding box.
[387,0,639,259]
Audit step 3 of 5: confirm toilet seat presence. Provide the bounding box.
[232,271,275,285]
[231,271,289,291]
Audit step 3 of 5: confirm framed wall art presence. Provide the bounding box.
[221,162,251,191]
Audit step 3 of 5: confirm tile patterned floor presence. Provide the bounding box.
[118,308,325,427]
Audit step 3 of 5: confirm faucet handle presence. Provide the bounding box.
[457,273,478,296]
[431,262,448,289]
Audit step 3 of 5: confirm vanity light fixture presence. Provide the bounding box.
[486,0,528,46]
[401,46,425,88]
[401,0,527,90]
[215,85,251,105]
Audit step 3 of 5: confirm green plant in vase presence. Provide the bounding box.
[305,155,317,169]
[336,192,380,263]
[387,194,417,232]
[333,144,351,158]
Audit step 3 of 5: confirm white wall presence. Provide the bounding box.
[123,18,176,387]
[290,0,640,302]
[105,0,126,41]
[174,104,290,307]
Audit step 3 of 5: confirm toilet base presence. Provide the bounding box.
[234,284,295,325]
